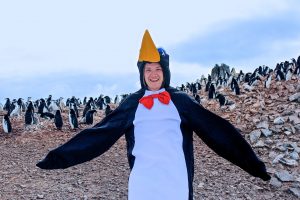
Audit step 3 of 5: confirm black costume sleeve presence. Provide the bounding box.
[170,89,270,181]
[36,94,139,170]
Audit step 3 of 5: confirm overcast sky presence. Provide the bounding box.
[1,0,300,103]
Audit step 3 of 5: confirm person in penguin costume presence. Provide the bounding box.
[36,30,270,200]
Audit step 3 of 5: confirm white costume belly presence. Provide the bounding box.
[129,89,188,200]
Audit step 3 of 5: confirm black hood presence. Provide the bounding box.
[137,48,170,89]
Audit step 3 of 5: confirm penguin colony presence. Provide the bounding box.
[1,55,300,134]
[0,94,120,133]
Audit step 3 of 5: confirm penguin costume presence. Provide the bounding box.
[36,30,270,200]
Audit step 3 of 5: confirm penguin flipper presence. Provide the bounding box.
[36,103,129,169]
[188,100,270,181]
[169,89,270,181]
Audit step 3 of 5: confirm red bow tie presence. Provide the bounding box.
[139,91,171,109]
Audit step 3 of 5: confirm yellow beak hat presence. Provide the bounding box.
[137,29,170,89]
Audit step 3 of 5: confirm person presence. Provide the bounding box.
[36,30,270,200]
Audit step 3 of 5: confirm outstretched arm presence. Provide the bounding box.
[36,101,131,170]
[190,99,270,180]
[170,89,270,181]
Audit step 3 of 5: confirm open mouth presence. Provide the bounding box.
[149,78,160,82]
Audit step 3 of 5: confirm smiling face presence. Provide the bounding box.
[144,62,164,91]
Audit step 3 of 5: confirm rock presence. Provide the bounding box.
[289,92,300,102]
[274,117,285,125]
[261,129,272,137]
[289,188,300,198]
[284,131,292,135]
[290,152,299,160]
[288,115,300,125]
[249,130,261,144]
[282,110,295,116]
[279,158,298,167]
[272,154,285,164]
[256,121,269,129]
[288,142,300,153]
[211,64,230,81]
[269,151,277,159]
[197,182,205,188]
[295,124,300,132]
[275,170,294,182]
[37,194,44,199]
[253,140,265,148]
[269,177,282,188]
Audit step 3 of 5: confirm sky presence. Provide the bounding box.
[1,0,300,103]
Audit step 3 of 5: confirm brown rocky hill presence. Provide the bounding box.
[0,76,299,199]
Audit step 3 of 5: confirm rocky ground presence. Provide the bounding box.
[0,76,300,200]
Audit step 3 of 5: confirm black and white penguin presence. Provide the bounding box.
[54,110,63,130]
[285,68,293,81]
[37,30,270,200]
[264,74,272,89]
[3,98,11,112]
[194,94,201,104]
[208,83,215,99]
[231,78,240,95]
[2,114,12,133]
[40,112,55,119]
[25,102,34,125]
[276,68,285,81]
[82,100,92,117]
[46,95,52,107]
[69,103,78,129]
[114,95,120,104]
[9,101,20,117]
[85,109,97,125]
[105,105,112,116]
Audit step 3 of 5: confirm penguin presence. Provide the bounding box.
[40,112,55,119]
[294,64,300,76]
[215,93,226,106]
[25,102,34,125]
[114,95,120,104]
[69,103,78,129]
[82,100,92,117]
[105,105,112,116]
[205,81,211,92]
[54,110,63,130]
[37,30,270,200]
[9,101,20,117]
[104,96,111,104]
[232,78,240,95]
[194,94,201,104]
[2,114,12,133]
[264,74,272,89]
[46,95,52,107]
[83,97,87,105]
[3,98,11,112]
[215,93,234,107]
[38,99,48,114]
[276,69,285,81]
[208,83,215,99]
[244,73,251,83]
[285,68,293,81]
[85,109,97,125]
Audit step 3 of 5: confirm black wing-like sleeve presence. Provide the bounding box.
[36,92,141,170]
[169,88,270,181]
